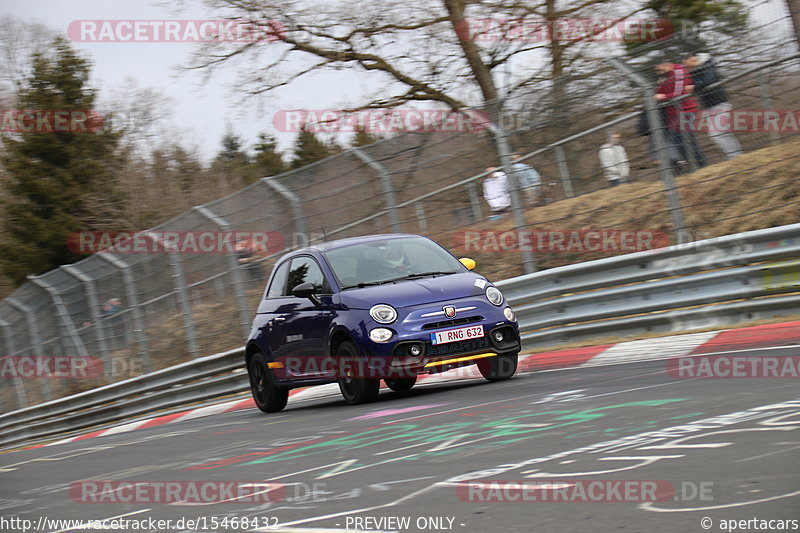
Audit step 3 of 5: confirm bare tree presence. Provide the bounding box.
[0,15,56,104]
[187,0,645,119]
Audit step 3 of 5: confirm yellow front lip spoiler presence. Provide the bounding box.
[423,352,497,368]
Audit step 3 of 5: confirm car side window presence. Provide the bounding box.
[287,256,330,294]
[266,261,290,298]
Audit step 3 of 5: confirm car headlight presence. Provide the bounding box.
[486,286,504,306]
[369,328,394,343]
[504,307,515,321]
[370,304,397,324]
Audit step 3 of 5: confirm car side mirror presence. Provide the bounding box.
[291,282,321,305]
[459,257,476,270]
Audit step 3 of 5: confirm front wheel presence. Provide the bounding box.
[336,341,380,405]
[248,352,289,413]
[477,352,518,382]
[385,376,417,392]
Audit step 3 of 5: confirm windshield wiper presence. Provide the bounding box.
[403,271,457,279]
[340,271,458,290]
[341,276,407,290]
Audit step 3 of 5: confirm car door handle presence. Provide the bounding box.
[273,317,286,322]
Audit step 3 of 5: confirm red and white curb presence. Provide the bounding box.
[23,320,800,450]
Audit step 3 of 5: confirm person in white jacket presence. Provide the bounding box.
[598,131,630,187]
[483,166,511,218]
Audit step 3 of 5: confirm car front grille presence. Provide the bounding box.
[425,335,490,356]
[421,315,483,330]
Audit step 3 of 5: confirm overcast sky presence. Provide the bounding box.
[3,0,380,160]
[3,0,793,162]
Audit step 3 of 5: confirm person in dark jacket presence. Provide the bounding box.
[683,53,743,159]
[655,61,706,172]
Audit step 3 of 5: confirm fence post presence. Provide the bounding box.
[193,205,251,338]
[554,145,575,198]
[28,276,89,359]
[261,176,306,238]
[61,265,110,367]
[145,233,199,358]
[484,120,537,273]
[468,182,483,221]
[757,70,782,146]
[608,58,690,244]
[7,297,50,399]
[415,202,428,232]
[353,148,401,233]
[0,318,27,409]
[98,253,151,372]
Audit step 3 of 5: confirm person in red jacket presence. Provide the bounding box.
[655,62,706,173]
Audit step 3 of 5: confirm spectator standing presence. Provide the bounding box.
[683,53,743,160]
[235,239,262,281]
[510,154,542,204]
[482,166,511,219]
[598,131,630,186]
[655,61,706,173]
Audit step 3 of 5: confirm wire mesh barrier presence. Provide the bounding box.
[1,10,799,411]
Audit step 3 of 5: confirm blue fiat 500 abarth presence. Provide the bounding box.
[245,234,520,412]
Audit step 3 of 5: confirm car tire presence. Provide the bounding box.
[384,376,417,392]
[248,351,289,413]
[336,341,380,405]
[477,352,518,382]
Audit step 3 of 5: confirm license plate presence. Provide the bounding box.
[430,325,484,345]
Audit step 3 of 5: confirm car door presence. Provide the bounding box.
[257,260,295,365]
[281,255,336,378]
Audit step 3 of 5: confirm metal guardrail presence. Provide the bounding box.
[1,223,799,449]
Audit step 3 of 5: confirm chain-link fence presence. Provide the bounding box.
[2,4,799,412]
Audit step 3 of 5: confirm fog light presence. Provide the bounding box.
[493,331,504,342]
[369,328,393,343]
[409,344,422,356]
[504,307,515,321]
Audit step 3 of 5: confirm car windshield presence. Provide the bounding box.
[323,236,465,289]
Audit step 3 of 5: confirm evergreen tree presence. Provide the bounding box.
[626,0,747,61]
[0,38,122,284]
[350,126,381,148]
[290,126,331,169]
[211,130,253,185]
[252,132,286,178]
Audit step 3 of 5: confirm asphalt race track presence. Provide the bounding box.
[2,346,799,533]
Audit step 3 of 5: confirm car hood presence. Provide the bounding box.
[338,272,488,310]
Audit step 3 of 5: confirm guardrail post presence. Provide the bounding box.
[28,276,89,359]
[468,182,483,221]
[352,148,401,233]
[61,265,110,367]
[98,253,151,372]
[7,297,50,398]
[554,145,575,198]
[145,233,199,358]
[484,120,537,273]
[261,176,306,238]
[193,205,251,337]
[0,318,27,409]
[608,58,690,244]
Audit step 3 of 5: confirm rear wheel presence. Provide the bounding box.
[336,341,380,405]
[384,376,417,392]
[477,352,518,382]
[248,352,289,413]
